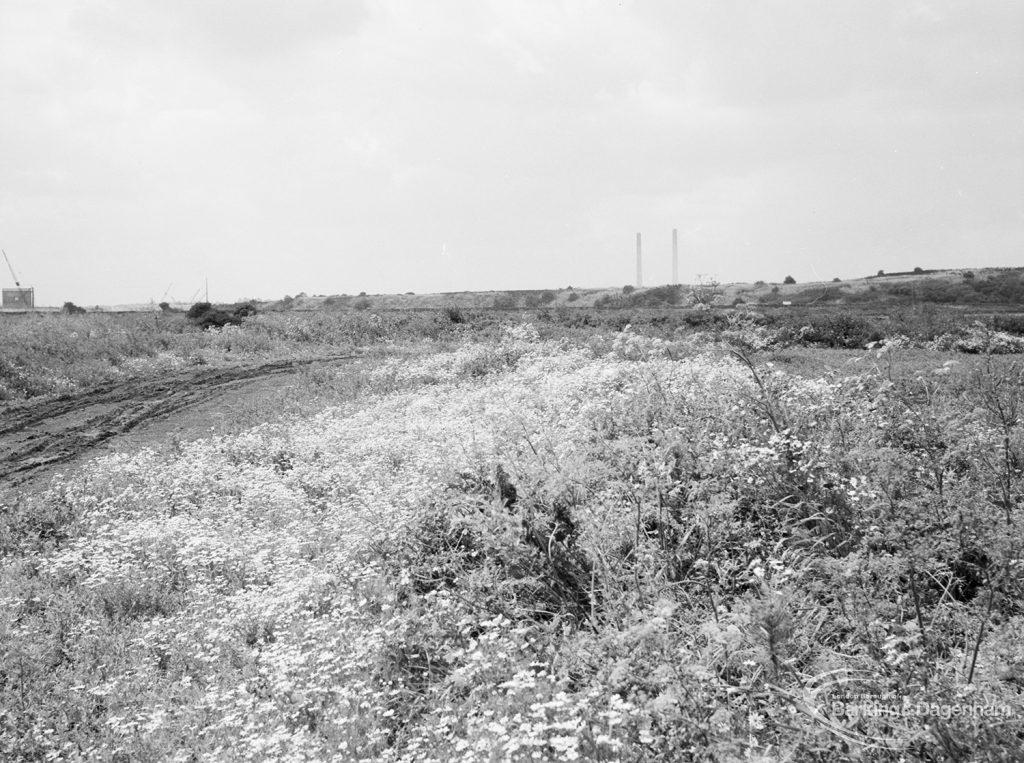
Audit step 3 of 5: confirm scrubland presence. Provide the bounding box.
[1,307,1022,760]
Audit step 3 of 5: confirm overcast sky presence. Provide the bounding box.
[2,1,1022,305]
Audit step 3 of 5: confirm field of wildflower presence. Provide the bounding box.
[0,309,450,401]
[1,314,1023,760]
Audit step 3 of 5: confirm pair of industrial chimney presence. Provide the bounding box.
[635,229,678,288]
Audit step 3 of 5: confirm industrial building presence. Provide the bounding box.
[2,288,34,309]
[1,250,33,309]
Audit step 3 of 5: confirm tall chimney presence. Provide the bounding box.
[672,228,678,285]
[636,232,642,287]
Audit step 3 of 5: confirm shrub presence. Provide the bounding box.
[232,302,259,318]
[680,308,729,329]
[322,296,349,310]
[968,270,1024,302]
[186,302,211,320]
[918,280,969,303]
[492,293,518,310]
[993,314,1024,336]
[61,302,87,315]
[622,284,636,294]
[0,357,52,399]
[797,313,881,348]
[622,284,683,307]
[567,292,580,303]
[690,278,721,307]
[186,302,241,330]
[353,298,372,311]
[931,324,1024,354]
[442,305,466,324]
[783,275,796,284]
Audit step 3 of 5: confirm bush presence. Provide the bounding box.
[969,271,1024,303]
[931,324,1024,354]
[635,285,684,306]
[232,302,259,318]
[993,314,1024,336]
[353,298,372,311]
[783,275,796,285]
[186,302,211,320]
[680,309,729,330]
[322,296,349,310]
[602,285,686,309]
[186,302,241,330]
[492,293,518,310]
[797,313,881,348]
[61,302,87,315]
[520,290,556,308]
[442,305,466,324]
[567,292,579,303]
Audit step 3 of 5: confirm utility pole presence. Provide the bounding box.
[672,229,678,285]
[636,232,642,288]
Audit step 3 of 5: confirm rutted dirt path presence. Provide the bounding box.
[0,355,356,489]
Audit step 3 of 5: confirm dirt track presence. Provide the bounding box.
[0,355,356,489]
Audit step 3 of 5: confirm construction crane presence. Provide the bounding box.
[2,249,21,287]
[1,249,34,309]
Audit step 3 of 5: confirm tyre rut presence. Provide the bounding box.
[0,355,356,488]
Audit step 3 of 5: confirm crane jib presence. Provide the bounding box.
[3,249,22,287]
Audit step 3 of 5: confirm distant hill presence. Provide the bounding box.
[25,267,1017,314]
[732,267,1024,309]
[254,267,1024,313]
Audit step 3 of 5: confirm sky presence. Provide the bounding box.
[1,1,1022,306]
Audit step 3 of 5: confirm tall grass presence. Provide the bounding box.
[0,310,461,401]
